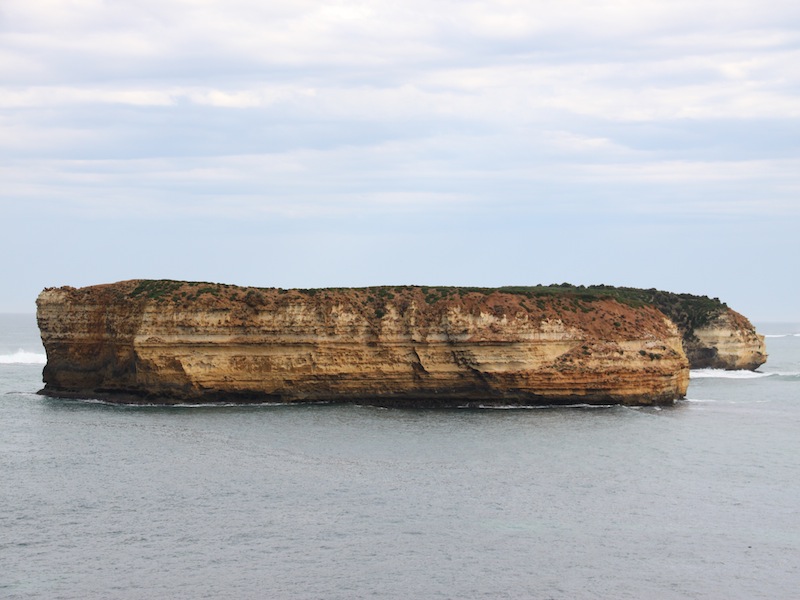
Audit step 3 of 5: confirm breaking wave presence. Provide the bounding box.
[690,369,773,379]
[683,397,719,403]
[42,396,292,408]
[691,369,800,380]
[464,403,615,410]
[0,350,46,365]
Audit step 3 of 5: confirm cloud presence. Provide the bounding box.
[4,1,799,80]
[1,0,799,223]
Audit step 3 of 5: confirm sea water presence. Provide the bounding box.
[1,314,799,599]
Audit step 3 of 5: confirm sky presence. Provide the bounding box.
[1,0,799,320]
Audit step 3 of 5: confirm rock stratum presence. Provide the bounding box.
[36,281,765,407]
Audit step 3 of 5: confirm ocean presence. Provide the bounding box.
[2,314,799,599]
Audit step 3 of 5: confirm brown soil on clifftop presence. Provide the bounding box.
[47,279,678,341]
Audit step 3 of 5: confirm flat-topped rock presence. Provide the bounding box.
[36,280,701,406]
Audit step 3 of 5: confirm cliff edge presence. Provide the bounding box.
[585,286,767,371]
[37,281,694,407]
[684,309,767,370]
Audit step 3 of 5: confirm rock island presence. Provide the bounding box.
[36,281,766,407]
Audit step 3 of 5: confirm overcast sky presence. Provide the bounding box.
[2,0,799,320]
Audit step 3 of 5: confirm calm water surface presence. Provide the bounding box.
[2,315,799,599]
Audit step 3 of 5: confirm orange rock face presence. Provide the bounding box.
[37,281,691,406]
[683,309,767,370]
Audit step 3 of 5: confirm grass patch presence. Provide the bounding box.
[130,280,182,300]
[124,280,728,340]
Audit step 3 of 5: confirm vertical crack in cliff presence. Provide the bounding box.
[410,346,428,380]
[451,349,491,388]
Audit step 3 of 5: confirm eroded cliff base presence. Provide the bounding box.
[36,388,680,408]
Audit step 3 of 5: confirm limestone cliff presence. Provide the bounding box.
[683,309,767,370]
[37,280,691,407]
[584,286,767,370]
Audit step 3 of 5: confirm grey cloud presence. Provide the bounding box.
[2,0,800,317]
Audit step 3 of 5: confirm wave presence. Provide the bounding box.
[691,369,800,379]
[0,350,46,364]
[42,396,624,410]
[690,369,773,379]
[683,397,719,403]
[43,396,293,408]
[462,403,615,410]
[764,333,800,338]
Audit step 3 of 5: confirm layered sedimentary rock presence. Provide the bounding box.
[37,281,692,407]
[598,287,767,371]
[683,309,767,370]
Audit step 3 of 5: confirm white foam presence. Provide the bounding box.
[690,369,772,379]
[44,397,292,408]
[168,402,288,408]
[0,350,46,364]
[683,397,719,403]
[764,334,789,338]
[466,403,615,410]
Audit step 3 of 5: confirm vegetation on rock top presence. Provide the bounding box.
[118,279,728,340]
